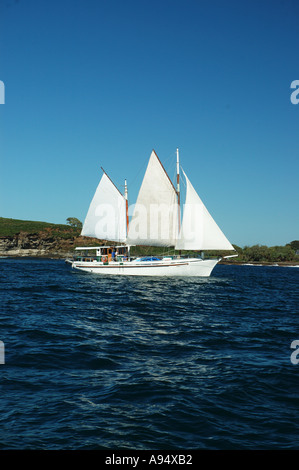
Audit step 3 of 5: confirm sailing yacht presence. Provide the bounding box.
[70,149,236,276]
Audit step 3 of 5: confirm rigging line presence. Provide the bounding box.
[127,154,148,188]
[164,149,177,170]
[127,149,177,190]
[163,150,178,188]
[179,166,187,188]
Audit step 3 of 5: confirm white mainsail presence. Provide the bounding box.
[81,172,127,242]
[175,171,234,251]
[126,150,179,247]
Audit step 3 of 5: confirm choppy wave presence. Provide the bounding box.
[0,259,298,449]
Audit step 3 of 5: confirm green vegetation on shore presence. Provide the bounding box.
[0,217,80,238]
[130,243,299,263]
[228,242,299,263]
[0,217,298,263]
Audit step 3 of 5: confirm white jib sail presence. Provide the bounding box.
[175,171,234,251]
[126,150,179,247]
[81,172,127,242]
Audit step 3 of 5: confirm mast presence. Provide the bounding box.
[176,148,181,231]
[125,179,129,234]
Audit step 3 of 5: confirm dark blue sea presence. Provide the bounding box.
[0,258,299,453]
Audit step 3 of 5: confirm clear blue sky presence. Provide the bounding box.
[0,0,298,247]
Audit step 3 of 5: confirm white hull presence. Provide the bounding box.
[71,257,220,277]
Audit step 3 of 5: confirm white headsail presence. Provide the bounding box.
[175,171,234,251]
[126,150,179,247]
[81,171,127,242]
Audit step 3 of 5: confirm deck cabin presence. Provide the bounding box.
[74,245,130,263]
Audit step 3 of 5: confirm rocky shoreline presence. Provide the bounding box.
[0,231,298,267]
[0,235,298,267]
[0,231,100,259]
